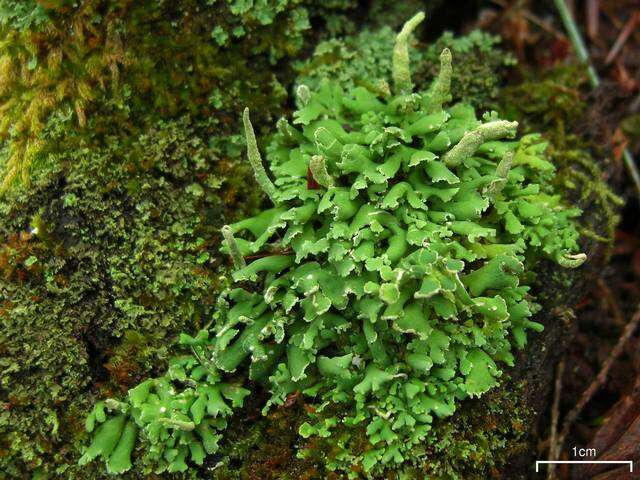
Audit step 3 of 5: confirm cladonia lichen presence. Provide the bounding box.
[82,13,585,477]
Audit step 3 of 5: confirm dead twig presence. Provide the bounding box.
[556,304,640,453]
[586,0,599,40]
[490,0,564,38]
[605,12,640,65]
[547,358,566,480]
[600,4,640,43]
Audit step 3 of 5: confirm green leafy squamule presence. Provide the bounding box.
[83,12,584,477]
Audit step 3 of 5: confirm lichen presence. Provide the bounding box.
[295,26,515,109]
[83,14,584,478]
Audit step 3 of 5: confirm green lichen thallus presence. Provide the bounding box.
[82,12,586,476]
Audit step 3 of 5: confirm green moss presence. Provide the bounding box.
[210,396,323,480]
[0,115,259,478]
[0,0,360,190]
[499,66,623,247]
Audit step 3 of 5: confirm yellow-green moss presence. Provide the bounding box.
[0,0,360,190]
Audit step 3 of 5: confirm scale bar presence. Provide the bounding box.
[535,460,634,473]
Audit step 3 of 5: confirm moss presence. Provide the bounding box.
[0,115,260,478]
[211,395,321,480]
[0,0,361,190]
[404,383,530,479]
[499,65,623,247]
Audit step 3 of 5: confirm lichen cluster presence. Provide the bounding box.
[295,26,515,109]
[82,13,585,477]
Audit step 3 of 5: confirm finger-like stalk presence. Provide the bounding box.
[243,107,278,202]
[495,150,514,178]
[485,150,514,200]
[557,252,587,268]
[426,48,452,112]
[392,11,425,94]
[309,154,334,188]
[444,120,519,167]
[222,225,246,269]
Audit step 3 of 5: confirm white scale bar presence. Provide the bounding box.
[535,460,634,473]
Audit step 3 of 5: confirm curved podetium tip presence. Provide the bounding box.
[439,48,452,82]
[222,225,246,269]
[309,154,334,188]
[242,107,278,203]
[392,11,426,94]
[558,252,587,268]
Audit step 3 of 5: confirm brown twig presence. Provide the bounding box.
[490,0,565,37]
[602,4,640,43]
[547,358,566,480]
[586,0,599,40]
[605,11,640,65]
[556,304,640,452]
